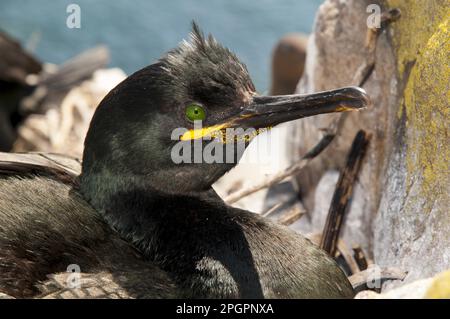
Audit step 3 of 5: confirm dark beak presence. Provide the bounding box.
[180,86,370,141]
[232,86,370,128]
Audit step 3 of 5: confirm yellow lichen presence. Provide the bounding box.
[387,1,450,206]
[425,269,450,299]
[387,0,450,74]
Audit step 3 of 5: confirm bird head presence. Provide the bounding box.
[81,23,370,195]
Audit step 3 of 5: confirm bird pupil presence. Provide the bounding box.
[186,104,205,122]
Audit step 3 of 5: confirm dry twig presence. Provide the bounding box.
[320,130,371,256]
[353,246,369,271]
[277,206,306,226]
[349,267,406,293]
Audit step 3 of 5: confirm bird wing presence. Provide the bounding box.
[0,152,179,299]
[0,151,80,186]
[36,266,179,299]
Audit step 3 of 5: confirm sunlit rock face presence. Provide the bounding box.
[374,0,449,282]
[287,0,449,286]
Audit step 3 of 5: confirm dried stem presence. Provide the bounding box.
[320,130,371,256]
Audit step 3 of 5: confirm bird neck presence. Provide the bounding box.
[78,168,224,255]
[79,167,273,298]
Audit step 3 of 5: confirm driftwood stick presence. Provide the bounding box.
[21,46,110,114]
[349,267,407,293]
[262,202,283,217]
[353,245,369,271]
[334,242,361,275]
[358,8,401,85]
[365,8,401,51]
[277,206,306,226]
[39,45,109,89]
[320,130,370,256]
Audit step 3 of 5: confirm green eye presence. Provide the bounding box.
[185,104,206,121]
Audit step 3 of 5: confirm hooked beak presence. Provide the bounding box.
[180,86,370,141]
[232,86,370,129]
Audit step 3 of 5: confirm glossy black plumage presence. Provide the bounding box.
[0,24,364,298]
[0,155,177,298]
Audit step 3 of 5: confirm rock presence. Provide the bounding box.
[310,170,339,232]
[270,33,308,95]
[373,0,450,284]
[286,0,450,286]
[355,269,450,299]
[286,170,339,235]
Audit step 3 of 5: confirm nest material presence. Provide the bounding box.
[12,68,126,158]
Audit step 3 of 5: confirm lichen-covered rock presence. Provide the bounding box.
[289,0,449,286]
[374,0,450,283]
[425,269,450,299]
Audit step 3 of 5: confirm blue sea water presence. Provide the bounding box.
[0,0,322,92]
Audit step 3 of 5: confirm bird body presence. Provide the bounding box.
[0,24,369,298]
[90,184,354,298]
[0,156,177,298]
[0,156,353,298]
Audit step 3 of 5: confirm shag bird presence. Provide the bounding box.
[0,24,370,298]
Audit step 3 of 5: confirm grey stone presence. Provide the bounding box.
[286,0,449,287]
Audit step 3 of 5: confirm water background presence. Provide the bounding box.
[0,0,322,92]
